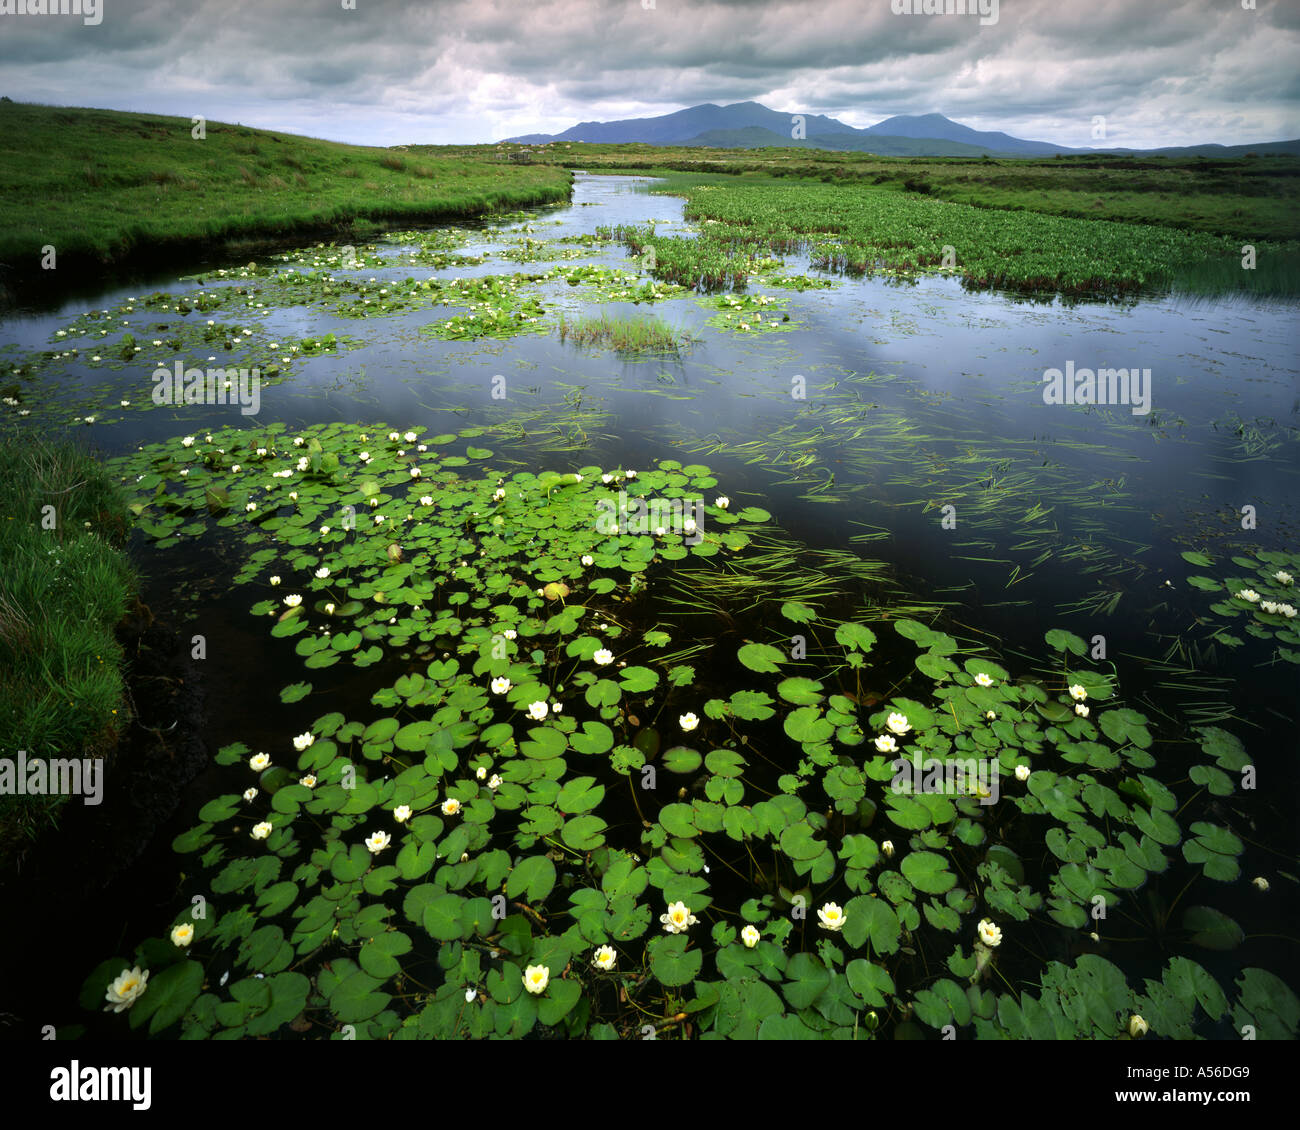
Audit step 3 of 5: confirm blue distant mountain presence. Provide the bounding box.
[502,101,1300,157]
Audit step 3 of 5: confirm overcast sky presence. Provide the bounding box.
[1,0,1296,148]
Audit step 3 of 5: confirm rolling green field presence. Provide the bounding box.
[0,102,572,279]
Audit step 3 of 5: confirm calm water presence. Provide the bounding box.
[2,173,1297,1032]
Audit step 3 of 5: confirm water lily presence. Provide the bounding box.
[409,467,421,478]
[1279,603,1297,618]
[881,840,895,858]
[1069,684,1087,701]
[315,566,330,579]
[660,901,698,934]
[283,594,302,608]
[874,734,898,753]
[491,677,511,694]
[886,712,911,735]
[299,774,316,788]
[523,965,549,994]
[977,919,1002,947]
[393,805,411,823]
[170,923,195,947]
[419,495,433,505]
[1075,704,1089,717]
[251,821,273,840]
[488,774,502,789]
[974,672,994,687]
[741,924,761,948]
[1252,876,1270,891]
[625,469,637,479]
[1128,1015,1148,1038]
[593,648,614,665]
[365,830,391,854]
[1236,589,1260,602]
[1014,764,1030,781]
[249,753,271,772]
[592,945,617,971]
[243,787,258,801]
[503,629,518,640]
[715,496,730,509]
[528,701,549,721]
[601,473,613,484]
[679,712,699,732]
[181,436,195,447]
[985,710,996,720]
[293,732,315,751]
[581,554,595,566]
[1274,570,1293,584]
[476,766,488,780]
[404,431,417,443]
[104,966,149,1012]
[441,798,461,817]
[817,902,846,932]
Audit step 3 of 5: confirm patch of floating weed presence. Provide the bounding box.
[558,312,691,354]
[700,291,794,335]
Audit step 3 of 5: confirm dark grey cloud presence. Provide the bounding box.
[0,0,1294,147]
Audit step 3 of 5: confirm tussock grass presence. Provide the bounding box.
[558,312,686,352]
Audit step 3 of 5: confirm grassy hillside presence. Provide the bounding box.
[476,141,1300,243]
[0,102,572,278]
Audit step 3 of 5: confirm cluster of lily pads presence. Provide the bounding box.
[1182,548,1300,664]
[74,423,1291,1039]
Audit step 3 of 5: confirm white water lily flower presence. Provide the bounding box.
[1075,704,1089,717]
[388,431,401,441]
[358,451,371,462]
[741,924,761,949]
[625,469,636,479]
[404,431,417,443]
[243,787,258,802]
[552,702,563,713]
[523,965,549,994]
[1252,876,1269,891]
[683,518,697,533]
[297,457,310,471]
[1279,604,1297,618]
[181,435,195,447]
[104,966,149,1012]
[441,798,461,817]
[419,495,433,506]
[289,491,298,501]
[488,773,503,789]
[818,902,846,931]
[1260,600,1279,614]
[977,919,1002,947]
[409,467,421,478]
[601,473,613,484]
[886,712,911,735]
[528,701,549,721]
[1236,589,1260,602]
[1274,571,1293,585]
[315,566,330,579]
[1069,684,1087,701]
[874,734,897,753]
[581,554,595,566]
[325,603,335,615]
[393,805,411,823]
[1015,764,1030,782]
[365,830,391,855]
[592,945,617,971]
[679,712,699,732]
[660,901,697,934]
[230,464,239,472]
[269,576,281,586]
[249,753,271,772]
[985,710,996,720]
[170,923,195,947]
[256,448,267,457]
[1129,1015,1148,1038]
[491,676,511,694]
[284,594,302,608]
[974,672,994,687]
[245,502,257,512]
[293,732,315,751]
[476,766,488,780]
[299,774,317,789]
[294,437,304,446]
[251,821,273,841]
[593,648,614,665]
[881,840,895,858]
[503,629,517,640]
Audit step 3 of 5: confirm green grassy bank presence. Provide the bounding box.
[0,102,573,281]
[0,436,135,866]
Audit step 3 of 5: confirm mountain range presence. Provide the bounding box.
[503,101,1300,158]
